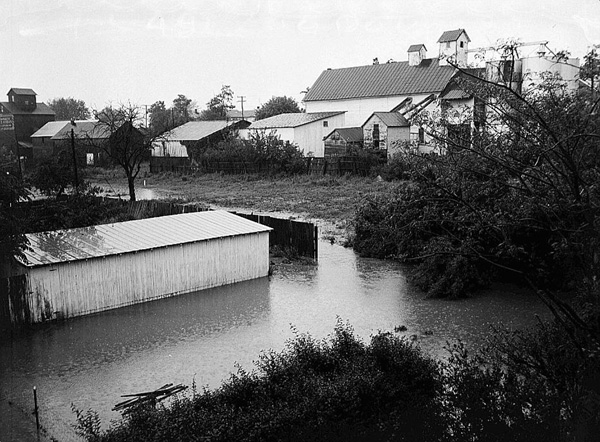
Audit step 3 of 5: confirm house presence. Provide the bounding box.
[150,120,250,172]
[243,112,346,157]
[323,127,363,157]
[3,211,271,325]
[0,88,55,159]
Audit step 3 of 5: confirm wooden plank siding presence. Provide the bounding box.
[21,231,270,323]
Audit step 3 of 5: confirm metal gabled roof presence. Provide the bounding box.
[31,121,70,138]
[407,44,427,52]
[19,210,272,267]
[51,120,111,141]
[364,112,410,128]
[164,121,234,141]
[8,88,36,96]
[437,29,470,43]
[0,102,55,116]
[303,59,456,102]
[324,127,363,142]
[248,112,345,129]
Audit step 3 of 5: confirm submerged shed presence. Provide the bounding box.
[4,211,271,325]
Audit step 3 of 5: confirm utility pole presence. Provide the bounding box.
[237,96,246,120]
[70,120,79,193]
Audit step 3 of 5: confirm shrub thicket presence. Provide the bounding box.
[80,321,445,442]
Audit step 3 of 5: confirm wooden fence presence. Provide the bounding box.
[232,212,318,260]
[150,155,383,177]
[104,198,318,260]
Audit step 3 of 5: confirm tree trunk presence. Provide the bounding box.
[127,176,136,202]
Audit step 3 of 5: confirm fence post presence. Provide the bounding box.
[33,386,40,434]
[314,225,318,260]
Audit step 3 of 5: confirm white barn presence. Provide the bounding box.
[243,112,346,157]
[5,211,271,324]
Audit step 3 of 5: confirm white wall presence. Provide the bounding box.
[305,94,434,127]
[22,232,270,322]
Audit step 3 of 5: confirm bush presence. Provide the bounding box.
[87,321,445,442]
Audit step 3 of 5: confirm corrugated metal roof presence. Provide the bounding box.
[368,112,410,128]
[19,210,272,267]
[248,112,344,129]
[8,88,36,95]
[0,102,55,116]
[165,121,234,141]
[51,120,111,141]
[437,29,470,43]
[324,127,363,142]
[31,121,69,138]
[303,59,456,102]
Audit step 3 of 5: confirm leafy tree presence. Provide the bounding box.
[148,101,170,134]
[47,97,91,120]
[198,85,234,120]
[171,94,192,126]
[354,47,600,305]
[254,96,302,121]
[30,151,78,197]
[91,104,152,201]
[581,46,600,96]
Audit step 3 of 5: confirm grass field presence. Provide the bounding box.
[87,165,400,242]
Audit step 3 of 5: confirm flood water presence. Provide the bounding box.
[0,241,552,441]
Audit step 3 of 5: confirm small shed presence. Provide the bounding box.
[5,211,271,325]
[323,127,363,157]
[361,112,410,155]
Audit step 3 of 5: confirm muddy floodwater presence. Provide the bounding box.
[0,241,552,441]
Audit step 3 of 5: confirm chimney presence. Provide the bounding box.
[408,44,427,66]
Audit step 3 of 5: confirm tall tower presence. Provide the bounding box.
[437,29,470,67]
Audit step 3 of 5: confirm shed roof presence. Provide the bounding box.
[31,121,69,138]
[164,121,237,141]
[19,210,272,267]
[303,59,456,102]
[8,88,36,95]
[364,112,410,128]
[324,127,363,142]
[437,29,470,43]
[51,120,111,140]
[248,112,344,129]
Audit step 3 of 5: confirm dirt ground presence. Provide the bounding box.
[87,165,400,244]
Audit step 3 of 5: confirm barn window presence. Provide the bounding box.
[323,121,328,127]
[373,124,380,148]
[418,127,425,143]
[460,41,464,48]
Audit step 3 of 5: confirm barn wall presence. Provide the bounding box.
[305,94,433,127]
[24,232,270,323]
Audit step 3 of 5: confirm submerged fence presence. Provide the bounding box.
[122,200,318,259]
[101,198,318,260]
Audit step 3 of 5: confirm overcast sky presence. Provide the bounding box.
[1,0,599,113]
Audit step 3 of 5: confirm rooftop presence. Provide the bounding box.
[303,59,456,102]
[365,112,410,127]
[19,210,272,267]
[164,120,239,141]
[437,29,471,43]
[249,112,345,129]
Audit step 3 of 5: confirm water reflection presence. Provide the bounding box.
[0,242,551,441]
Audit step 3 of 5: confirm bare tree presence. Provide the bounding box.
[92,103,152,201]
